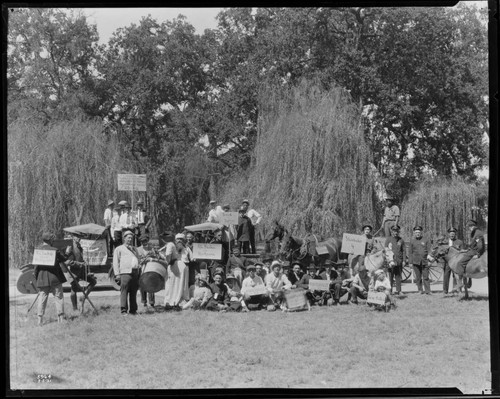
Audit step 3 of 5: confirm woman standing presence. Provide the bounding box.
[161,232,190,310]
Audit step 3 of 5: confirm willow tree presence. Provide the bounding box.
[221,79,377,238]
[399,177,488,242]
[8,118,135,267]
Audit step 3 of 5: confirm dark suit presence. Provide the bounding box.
[288,270,304,286]
[443,238,464,293]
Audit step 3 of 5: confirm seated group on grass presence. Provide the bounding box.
[177,259,396,313]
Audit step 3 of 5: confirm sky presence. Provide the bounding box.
[81,7,223,44]
[79,3,488,44]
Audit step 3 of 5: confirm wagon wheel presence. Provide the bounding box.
[401,264,412,283]
[108,268,120,291]
[428,261,443,283]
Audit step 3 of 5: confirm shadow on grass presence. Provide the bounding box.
[458,295,489,302]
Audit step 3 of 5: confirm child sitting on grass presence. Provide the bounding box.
[372,269,396,312]
[183,274,212,310]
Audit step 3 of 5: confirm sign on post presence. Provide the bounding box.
[192,243,222,260]
[341,233,367,256]
[367,291,387,305]
[118,174,147,192]
[308,279,331,291]
[220,212,239,226]
[32,249,56,266]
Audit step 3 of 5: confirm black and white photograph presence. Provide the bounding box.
[5,3,496,395]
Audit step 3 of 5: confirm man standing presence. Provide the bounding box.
[103,200,114,253]
[185,231,200,287]
[442,227,464,295]
[134,200,151,245]
[119,202,136,236]
[408,226,432,295]
[380,196,400,237]
[65,232,97,312]
[384,225,406,296]
[34,233,67,325]
[111,203,123,247]
[265,261,292,310]
[241,199,262,254]
[456,220,485,289]
[113,230,141,315]
[237,207,252,254]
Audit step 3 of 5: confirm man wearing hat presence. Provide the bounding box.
[288,262,304,287]
[34,233,68,325]
[119,201,137,237]
[64,232,97,312]
[241,199,262,254]
[442,227,464,295]
[254,261,268,282]
[456,220,485,286]
[380,196,400,237]
[137,235,156,309]
[226,246,248,286]
[113,230,140,315]
[408,226,432,295]
[111,203,123,247]
[349,265,371,304]
[133,200,151,245]
[296,264,323,305]
[265,261,292,310]
[104,200,115,253]
[237,206,252,254]
[384,225,406,296]
[241,264,267,311]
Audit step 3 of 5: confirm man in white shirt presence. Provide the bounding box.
[111,204,122,248]
[103,200,114,253]
[113,230,140,315]
[240,264,267,311]
[119,202,137,236]
[241,199,262,254]
[207,200,223,223]
[265,261,292,310]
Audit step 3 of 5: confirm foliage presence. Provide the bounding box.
[7,118,134,267]
[399,176,488,241]
[7,8,102,123]
[220,80,376,238]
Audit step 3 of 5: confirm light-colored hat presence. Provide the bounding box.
[271,260,281,269]
[118,200,127,206]
[107,200,115,206]
[175,233,185,240]
[210,200,216,204]
[374,269,384,277]
[123,230,134,238]
[242,199,250,205]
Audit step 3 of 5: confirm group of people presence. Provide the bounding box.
[33,194,486,324]
[207,199,262,254]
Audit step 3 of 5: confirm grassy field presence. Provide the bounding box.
[8,288,491,393]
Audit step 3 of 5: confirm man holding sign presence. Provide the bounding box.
[34,233,68,326]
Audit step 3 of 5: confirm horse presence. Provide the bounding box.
[348,246,394,277]
[264,220,285,254]
[280,230,345,272]
[429,243,488,299]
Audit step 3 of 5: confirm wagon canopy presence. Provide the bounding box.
[184,222,223,232]
[63,223,106,237]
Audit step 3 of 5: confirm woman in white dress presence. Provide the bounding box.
[161,232,190,309]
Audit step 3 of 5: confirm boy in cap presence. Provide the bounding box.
[408,225,432,295]
[384,225,406,296]
[34,233,68,325]
[442,227,464,295]
[380,196,400,237]
[264,261,292,310]
[241,264,267,311]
